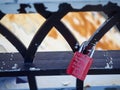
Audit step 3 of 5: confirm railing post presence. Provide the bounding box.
[76,79,83,90]
[27,75,37,90]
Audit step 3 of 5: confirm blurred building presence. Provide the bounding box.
[0,12,120,52]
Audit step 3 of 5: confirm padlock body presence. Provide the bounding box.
[67,52,93,81]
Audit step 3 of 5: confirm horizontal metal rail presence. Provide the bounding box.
[0,50,120,89]
[0,51,120,76]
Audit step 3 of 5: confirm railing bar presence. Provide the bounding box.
[0,24,26,58]
[25,6,70,63]
[84,13,120,50]
[24,16,55,63]
[116,23,120,32]
[27,75,38,90]
[0,11,5,19]
[54,21,79,52]
[76,79,83,90]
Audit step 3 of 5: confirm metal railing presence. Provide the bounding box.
[0,0,120,90]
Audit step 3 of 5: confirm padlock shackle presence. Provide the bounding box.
[79,41,95,57]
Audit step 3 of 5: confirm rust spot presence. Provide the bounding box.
[63,12,98,38]
[6,14,15,21]
[1,12,120,50]
[48,27,58,39]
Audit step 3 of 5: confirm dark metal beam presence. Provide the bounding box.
[27,75,37,90]
[0,11,5,19]
[0,24,27,58]
[83,12,120,53]
[54,20,79,52]
[76,79,83,90]
[0,51,120,77]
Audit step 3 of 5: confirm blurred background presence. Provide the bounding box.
[0,12,120,52]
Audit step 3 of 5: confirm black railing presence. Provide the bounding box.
[0,0,120,90]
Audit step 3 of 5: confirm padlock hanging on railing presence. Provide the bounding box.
[66,41,95,81]
[67,12,120,81]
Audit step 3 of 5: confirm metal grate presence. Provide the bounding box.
[0,0,120,90]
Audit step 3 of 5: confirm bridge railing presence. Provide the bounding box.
[0,0,120,90]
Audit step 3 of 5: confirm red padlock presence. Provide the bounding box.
[67,42,95,81]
